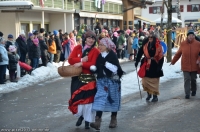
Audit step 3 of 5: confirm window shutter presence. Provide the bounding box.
[149,7,153,13]
[180,5,184,12]
[187,5,191,12]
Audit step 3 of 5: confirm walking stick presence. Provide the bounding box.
[136,67,142,99]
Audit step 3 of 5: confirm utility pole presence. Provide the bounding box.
[167,0,172,62]
[177,0,181,20]
[160,0,165,29]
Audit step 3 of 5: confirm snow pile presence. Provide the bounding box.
[0,63,60,93]
[0,48,183,96]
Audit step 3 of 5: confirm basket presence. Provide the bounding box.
[58,59,82,77]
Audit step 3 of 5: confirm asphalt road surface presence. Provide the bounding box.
[1,61,200,132]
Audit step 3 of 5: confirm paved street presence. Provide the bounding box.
[1,61,200,132]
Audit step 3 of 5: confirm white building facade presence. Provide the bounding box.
[141,0,200,27]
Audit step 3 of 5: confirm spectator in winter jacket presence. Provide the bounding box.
[112,32,118,47]
[38,35,48,66]
[53,30,62,63]
[8,45,19,82]
[16,31,27,63]
[62,33,71,60]
[69,32,77,52]
[5,34,21,57]
[127,32,134,60]
[29,38,41,69]
[116,30,125,59]
[59,29,63,42]
[48,33,57,63]
[0,37,9,84]
[132,35,140,61]
[39,28,45,37]
[139,36,145,47]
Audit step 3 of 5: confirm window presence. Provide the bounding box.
[187,4,200,12]
[172,5,177,13]
[172,5,184,13]
[149,6,162,14]
[128,21,133,25]
[192,4,199,12]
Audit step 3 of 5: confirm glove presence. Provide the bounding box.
[135,62,138,68]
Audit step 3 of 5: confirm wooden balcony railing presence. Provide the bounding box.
[0,0,122,14]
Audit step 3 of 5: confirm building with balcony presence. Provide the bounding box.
[0,0,123,38]
[0,0,157,38]
[141,0,200,27]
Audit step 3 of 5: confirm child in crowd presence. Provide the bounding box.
[132,34,140,61]
[8,45,19,82]
[76,37,82,45]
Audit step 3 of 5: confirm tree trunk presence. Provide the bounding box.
[160,0,165,29]
[167,0,172,62]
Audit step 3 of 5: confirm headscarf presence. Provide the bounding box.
[100,37,116,52]
[143,38,163,70]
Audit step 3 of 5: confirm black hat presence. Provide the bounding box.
[0,31,3,37]
[33,30,39,35]
[40,28,45,33]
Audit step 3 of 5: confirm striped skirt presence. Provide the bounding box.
[92,77,121,112]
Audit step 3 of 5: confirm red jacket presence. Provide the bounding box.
[68,45,100,74]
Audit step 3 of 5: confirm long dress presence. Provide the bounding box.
[136,38,164,95]
[92,50,124,112]
[68,45,100,122]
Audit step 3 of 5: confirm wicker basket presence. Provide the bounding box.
[58,59,82,77]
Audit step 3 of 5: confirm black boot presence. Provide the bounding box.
[191,91,196,96]
[151,95,158,102]
[76,116,84,126]
[146,92,152,101]
[85,121,90,129]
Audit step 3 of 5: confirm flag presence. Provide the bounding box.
[102,0,106,5]
[97,0,101,8]
[95,0,98,7]
[40,0,44,8]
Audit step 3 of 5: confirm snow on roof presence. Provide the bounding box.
[0,1,33,6]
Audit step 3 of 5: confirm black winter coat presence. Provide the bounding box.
[8,53,18,70]
[112,36,118,46]
[39,40,48,57]
[16,37,27,54]
[28,40,41,59]
[136,41,164,78]
[54,36,62,51]
[96,50,124,79]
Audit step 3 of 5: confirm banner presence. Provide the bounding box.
[40,0,44,8]
[102,0,106,5]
